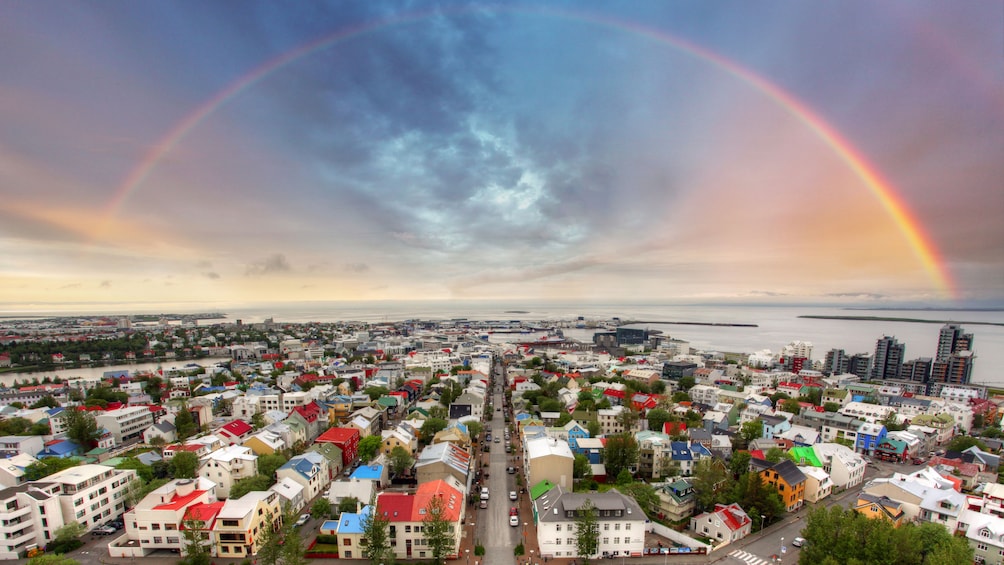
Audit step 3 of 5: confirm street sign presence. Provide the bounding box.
[781,546,787,554]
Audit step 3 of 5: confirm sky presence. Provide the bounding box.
[1,1,1002,312]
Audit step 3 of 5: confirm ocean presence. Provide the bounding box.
[4,300,1003,388]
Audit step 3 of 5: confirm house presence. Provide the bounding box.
[0,482,67,559]
[853,493,905,526]
[525,436,574,490]
[798,466,833,503]
[449,391,485,422]
[381,423,418,456]
[535,485,647,559]
[109,477,218,557]
[199,445,258,499]
[668,441,713,476]
[0,453,38,488]
[432,422,471,448]
[812,443,866,489]
[290,401,325,441]
[37,439,82,459]
[376,478,465,561]
[96,406,155,445]
[0,436,44,458]
[269,476,305,511]
[415,442,471,486]
[242,428,286,455]
[164,442,211,460]
[213,490,282,558]
[655,479,696,522]
[574,437,605,464]
[333,504,371,559]
[960,509,1004,565]
[142,422,177,445]
[758,415,791,439]
[350,463,389,487]
[217,419,254,445]
[759,460,806,512]
[856,422,888,455]
[315,427,360,466]
[327,479,376,512]
[305,443,344,480]
[276,452,330,502]
[690,503,752,546]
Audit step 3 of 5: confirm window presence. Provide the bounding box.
[153,537,163,544]
[555,525,561,532]
[603,524,609,531]
[152,524,161,530]
[221,547,229,554]
[625,524,631,530]
[614,537,620,544]
[615,524,620,531]
[556,539,562,545]
[603,538,609,545]
[405,526,411,533]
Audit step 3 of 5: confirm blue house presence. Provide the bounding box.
[758,414,792,439]
[856,422,888,455]
[37,439,82,459]
[562,421,589,450]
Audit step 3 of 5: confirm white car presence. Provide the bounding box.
[792,537,806,548]
[295,514,310,527]
[480,487,490,501]
[509,490,517,500]
[509,515,520,527]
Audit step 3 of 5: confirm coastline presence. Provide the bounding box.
[799,315,1004,327]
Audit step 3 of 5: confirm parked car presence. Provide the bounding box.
[92,526,118,536]
[480,487,490,501]
[295,514,311,527]
[509,515,520,527]
[507,466,516,474]
[792,537,806,548]
[509,490,517,501]
[479,499,488,509]
[510,506,519,516]
[494,437,500,443]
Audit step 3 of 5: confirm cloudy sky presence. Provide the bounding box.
[1,1,1002,311]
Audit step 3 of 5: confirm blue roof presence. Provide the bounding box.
[279,452,323,480]
[670,441,693,461]
[515,413,532,421]
[351,464,384,480]
[335,505,371,535]
[39,440,81,458]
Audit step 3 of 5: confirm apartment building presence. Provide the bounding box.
[0,482,65,559]
[525,437,574,490]
[112,477,217,556]
[199,445,258,499]
[535,485,647,559]
[95,406,154,445]
[377,478,465,561]
[214,490,281,558]
[598,406,626,436]
[48,464,137,530]
[0,437,44,459]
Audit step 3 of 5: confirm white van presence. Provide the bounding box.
[480,487,490,501]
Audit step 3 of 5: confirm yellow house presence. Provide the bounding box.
[380,424,418,456]
[243,430,284,455]
[213,490,282,557]
[854,493,905,526]
[758,460,807,512]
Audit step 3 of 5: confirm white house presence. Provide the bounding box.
[199,444,258,499]
[535,485,647,559]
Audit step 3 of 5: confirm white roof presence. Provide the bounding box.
[526,436,574,460]
[202,444,256,463]
[218,490,273,519]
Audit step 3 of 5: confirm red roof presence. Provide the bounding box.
[316,427,360,444]
[154,488,208,511]
[292,402,321,423]
[183,501,225,528]
[221,420,253,437]
[376,479,464,522]
[663,422,687,435]
[715,504,749,532]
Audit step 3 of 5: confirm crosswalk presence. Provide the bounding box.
[728,549,772,565]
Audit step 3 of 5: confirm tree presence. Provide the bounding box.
[30,395,60,409]
[729,451,752,478]
[174,404,197,441]
[602,433,639,479]
[47,522,86,553]
[171,451,199,479]
[361,494,390,564]
[615,468,633,485]
[423,494,454,565]
[618,482,659,518]
[781,398,802,414]
[258,453,288,480]
[645,408,672,433]
[230,475,272,499]
[389,446,414,477]
[740,420,764,446]
[945,435,987,453]
[677,375,696,391]
[357,435,383,463]
[765,447,793,463]
[465,420,483,440]
[556,411,573,426]
[115,457,153,483]
[180,517,211,565]
[586,419,601,437]
[823,402,841,413]
[338,496,361,515]
[311,497,331,520]
[61,408,100,449]
[671,391,691,403]
[256,504,284,565]
[420,417,448,440]
[692,459,732,512]
[281,503,308,565]
[25,457,80,481]
[251,411,266,430]
[574,498,599,563]
[730,472,785,525]
[364,386,389,401]
[573,454,593,480]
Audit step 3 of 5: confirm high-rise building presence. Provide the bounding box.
[931,351,975,386]
[823,349,849,376]
[872,336,905,380]
[848,354,872,379]
[899,357,932,383]
[936,324,973,361]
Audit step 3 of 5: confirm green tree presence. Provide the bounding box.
[586,420,601,437]
[602,433,639,479]
[49,522,86,554]
[765,447,793,463]
[573,453,593,480]
[671,391,691,403]
[574,498,599,563]
[422,494,454,565]
[311,497,331,520]
[361,495,391,564]
[24,457,80,481]
[364,386,389,401]
[180,517,211,565]
[338,496,361,514]
[691,458,732,512]
[251,411,266,430]
[389,446,414,477]
[740,420,764,446]
[357,435,383,463]
[256,505,284,565]
[230,475,272,499]
[174,404,197,441]
[420,417,448,440]
[618,483,659,518]
[646,408,672,433]
[171,451,199,479]
[781,398,802,414]
[465,420,483,440]
[945,436,987,453]
[729,451,752,478]
[677,375,696,391]
[115,457,153,483]
[30,395,60,409]
[615,468,633,485]
[61,408,100,449]
[823,402,841,413]
[258,453,288,480]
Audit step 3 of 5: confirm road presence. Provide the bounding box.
[476,360,521,565]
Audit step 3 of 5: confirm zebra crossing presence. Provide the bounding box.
[728,549,772,565]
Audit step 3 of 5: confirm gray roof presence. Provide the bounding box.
[535,485,645,523]
[771,459,807,486]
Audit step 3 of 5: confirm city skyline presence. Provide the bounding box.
[2,2,1002,310]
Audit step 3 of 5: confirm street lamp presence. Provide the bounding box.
[530,549,534,564]
[466,548,470,565]
[780,537,784,561]
[760,515,766,536]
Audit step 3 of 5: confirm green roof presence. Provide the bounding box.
[530,479,556,500]
[377,396,399,407]
[86,447,109,456]
[789,446,822,467]
[102,457,126,467]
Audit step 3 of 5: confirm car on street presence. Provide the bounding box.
[486,434,492,441]
[479,499,488,509]
[507,466,516,474]
[494,437,500,443]
[92,526,118,536]
[510,490,517,500]
[510,506,519,516]
[480,487,490,500]
[510,515,520,527]
[792,537,806,548]
[295,514,311,527]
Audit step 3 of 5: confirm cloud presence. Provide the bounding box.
[824,292,887,300]
[245,254,292,277]
[202,272,221,279]
[748,290,787,297]
[59,283,81,289]
[195,260,212,268]
[100,280,111,288]
[344,262,369,273]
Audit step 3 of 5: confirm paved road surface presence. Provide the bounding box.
[477,362,520,565]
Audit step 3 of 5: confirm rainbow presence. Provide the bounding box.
[101,5,955,297]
